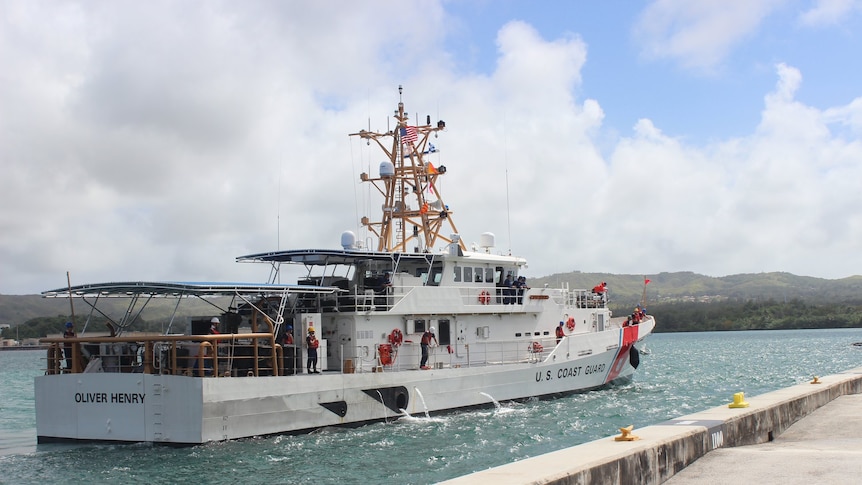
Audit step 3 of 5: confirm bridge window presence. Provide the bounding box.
[428,264,443,286]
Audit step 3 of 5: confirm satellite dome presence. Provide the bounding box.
[340,231,356,249]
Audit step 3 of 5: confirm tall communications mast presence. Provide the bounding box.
[351,87,465,253]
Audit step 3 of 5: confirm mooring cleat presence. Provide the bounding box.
[810,376,821,384]
[614,425,640,441]
[728,392,750,408]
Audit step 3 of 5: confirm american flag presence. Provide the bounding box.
[400,126,418,145]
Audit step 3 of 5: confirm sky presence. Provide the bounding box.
[2,0,862,295]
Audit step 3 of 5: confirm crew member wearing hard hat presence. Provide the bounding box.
[306,327,320,374]
[420,326,438,369]
[209,317,221,335]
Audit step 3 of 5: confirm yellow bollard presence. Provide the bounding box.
[614,425,640,441]
[728,392,749,408]
[810,376,821,384]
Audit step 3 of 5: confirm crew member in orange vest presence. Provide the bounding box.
[306,327,320,374]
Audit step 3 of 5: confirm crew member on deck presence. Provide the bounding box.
[306,327,320,374]
[556,322,565,343]
[209,317,221,334]
[377,271,393,294]
[503,273,514,304]
[193,317,220,376]
[515,276,529,304]
[420,326,438,369]
[592,282,608,303]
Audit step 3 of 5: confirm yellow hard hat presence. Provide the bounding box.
[308,327,315,332]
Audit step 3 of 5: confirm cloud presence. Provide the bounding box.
[799,0,862,26]
[0,1,462,292]
[1,2,861,295]
[633,0,784,71]
[603,63,862,278]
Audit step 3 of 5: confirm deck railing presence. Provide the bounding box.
[285,282,608,314]
[366,336,559,372]
[41,333,282,377]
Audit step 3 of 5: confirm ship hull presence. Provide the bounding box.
[35,320,651,445]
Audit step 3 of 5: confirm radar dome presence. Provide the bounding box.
[379,161,395,178]
[480,232,495,250]
[340,231,357,249]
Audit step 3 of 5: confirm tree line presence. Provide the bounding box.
[627,298,862,332]
[1,315,162,340]
[6,298,862,340]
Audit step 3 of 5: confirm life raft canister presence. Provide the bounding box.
[379,343,393,366]
[478,290,491,304]
[388,328,403,346]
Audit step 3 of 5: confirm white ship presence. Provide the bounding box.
[36,89,655,444]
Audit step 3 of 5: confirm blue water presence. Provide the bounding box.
[2,329,861,484]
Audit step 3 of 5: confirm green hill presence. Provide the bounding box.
[0,294,226,328]
[530,271,862,308]
[3,271,862,331]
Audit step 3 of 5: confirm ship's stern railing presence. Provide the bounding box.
[41,333,284,377]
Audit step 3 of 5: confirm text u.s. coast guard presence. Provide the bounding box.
[535,363,606,382]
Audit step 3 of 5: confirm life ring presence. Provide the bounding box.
[478,290,491,305]
[530,341,544,353]
[565,316,575,331]
[388,328,403,347]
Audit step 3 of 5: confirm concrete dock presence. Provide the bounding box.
[664,393,862,484]
[439,366,862,485]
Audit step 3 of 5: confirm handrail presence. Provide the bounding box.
[42,332,278,377]
[40,332,275,344]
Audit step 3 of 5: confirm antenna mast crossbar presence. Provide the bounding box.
[350,89,465,253]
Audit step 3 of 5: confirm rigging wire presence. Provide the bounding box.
[277,155,283,251]
[503,109,512,255]
[349,135,360,239]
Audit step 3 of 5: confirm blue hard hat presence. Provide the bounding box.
[287,325,293,331]
[65,322,73,328]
